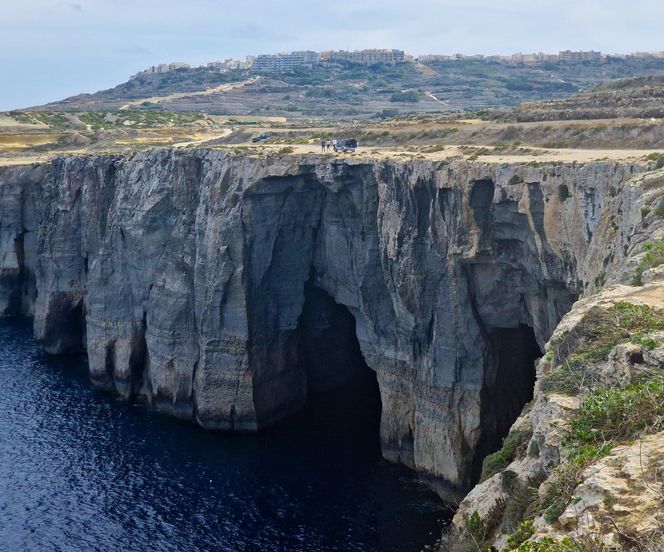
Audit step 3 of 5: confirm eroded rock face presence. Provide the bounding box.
[451,167,664,549]
[0,150,647,500]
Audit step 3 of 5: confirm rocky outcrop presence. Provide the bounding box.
[450,168,664,549]
[0,150,652,505]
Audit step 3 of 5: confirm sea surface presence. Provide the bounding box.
[0,320,450,552]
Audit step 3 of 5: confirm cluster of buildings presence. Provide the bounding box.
[320,49,406,66]
[418,50,603,65]
[617,51,664,60]
[130,49,664,79]
[206,58,252,71]
[249,49,407,73]
[251,51,320,73]
[417,50,664,66]
[130,62,192,79]
[130,58,251,80]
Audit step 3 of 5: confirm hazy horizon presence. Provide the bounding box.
[2,0,663,111]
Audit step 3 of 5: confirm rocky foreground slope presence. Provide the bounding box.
[1,150,663,548]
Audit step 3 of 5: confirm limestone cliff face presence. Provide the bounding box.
[450,167,664,550]
[0,150,647,502]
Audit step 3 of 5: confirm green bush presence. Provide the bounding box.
[514,537,593,551]
[632,239,664,285]
[656,198,664,219]
[481,430,528,481]
[539,461,585,523]
[507,520,535,550]
[558,184,571,202]
[543,302,664,394]
[463,511,490,551]
[646,152,664,169]
[569,378,664,450]
[390,90,420,103]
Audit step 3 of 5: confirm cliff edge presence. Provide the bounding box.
[1,151,662,542]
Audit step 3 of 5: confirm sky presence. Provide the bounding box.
[1,0,663,111]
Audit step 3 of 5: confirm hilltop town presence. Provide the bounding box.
[130,48,664,78]
[26,46,664,122]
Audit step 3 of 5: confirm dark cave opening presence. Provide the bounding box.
[41,294,86,355]
[469,179,496,250]
[473,324,542,482]
[295,284,382,444]
[5,233,26,316]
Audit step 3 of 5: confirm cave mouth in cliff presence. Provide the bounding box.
[473,324,541,481]
[296,284,382,442]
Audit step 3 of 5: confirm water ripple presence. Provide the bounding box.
[0,321,450,551]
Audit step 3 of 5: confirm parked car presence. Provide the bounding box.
[333,139,358,152]
[251,132,272,143]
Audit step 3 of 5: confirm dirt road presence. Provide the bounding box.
[119,78,259,110]
[238,143,662,164]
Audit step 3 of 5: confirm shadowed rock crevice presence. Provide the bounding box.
[469,179,495,251]
[36,293,85,355]
[3,232,26,316]
[473,324,541,482]
[125,312,148,399]
[95,340,116,391]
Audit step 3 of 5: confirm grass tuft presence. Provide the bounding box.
[481,430,530,481]
[632,239,664,286]
[543,302,664,395]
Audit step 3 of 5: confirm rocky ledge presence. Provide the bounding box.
[1,150,663,541]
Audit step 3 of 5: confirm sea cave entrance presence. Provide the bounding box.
[293,283,382,451]
[255,284,448,550]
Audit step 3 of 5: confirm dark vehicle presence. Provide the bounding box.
[334,139,358,152]
[251,132,272,143]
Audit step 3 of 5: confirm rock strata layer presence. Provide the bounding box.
[0,150,651,503]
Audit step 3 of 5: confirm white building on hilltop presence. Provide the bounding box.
[558,50,602,63]
[251,51,320,74]
[207,58,251,71]
[321,49,405,65]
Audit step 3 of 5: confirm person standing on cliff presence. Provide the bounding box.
[326,139,332,152]
[321,139,326,153]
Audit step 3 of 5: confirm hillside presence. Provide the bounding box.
[492,75,664,122]
[36,57,664,119]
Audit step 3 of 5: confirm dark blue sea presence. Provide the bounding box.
[0,320,450,551]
